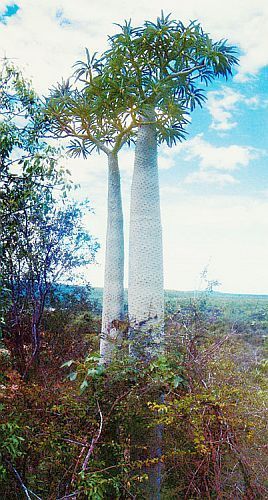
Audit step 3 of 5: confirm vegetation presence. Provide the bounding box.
[0,63,98,376]
[46,13,238,365]
[0,290,267,498]
[0,16,267,500]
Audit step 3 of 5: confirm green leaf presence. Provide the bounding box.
[68,371,77,381]
[61,359,75,368]
[80,379,89,393]
[173,375,184,388]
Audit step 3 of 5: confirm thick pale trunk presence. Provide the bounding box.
[128,113,164,498]
[128,112,164,357]
[100,153,124,363]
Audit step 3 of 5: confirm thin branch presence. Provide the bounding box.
[62,438,88,447]
[81,399,103,471]
[112,119,137,154]
[57,492,79,500]
[106,387,135,421]
[6,460,37,500]
[164,64,205,81]
[28,489,43,500]
[79,118,111,155]
[70,442,86,488]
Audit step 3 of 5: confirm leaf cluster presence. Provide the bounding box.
[46,13,238,155]
[0,60,50,167]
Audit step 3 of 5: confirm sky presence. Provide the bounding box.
[1,0,267,294]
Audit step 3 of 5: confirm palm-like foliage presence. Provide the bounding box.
[103,12,238,145]
[46,13,238,153]
[46,53,138,157]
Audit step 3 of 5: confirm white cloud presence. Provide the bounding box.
[207,88,241,131]
[162,194,268,294]
[206,87,268,131]
[157,135,261,185]
[158,144,180,170]
[158,155,176,171]
[0,0,267,93]
[183,134,258,171]
[184,170,238,186]
[233,11,268,82]
[244,96,260,108]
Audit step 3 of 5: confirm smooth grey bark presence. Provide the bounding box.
[128,113,164,357]
[100,152,124,363]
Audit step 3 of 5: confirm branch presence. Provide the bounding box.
[57,493,80,500]
[112,119,137,154]
[6,460,42,500]
[62,438,88,447]
[70,399,103,488]
[79,118,111,155]
[164,64,205,81]
[48,112,95,150]
[106,387,135,421]
[81,399,103,471]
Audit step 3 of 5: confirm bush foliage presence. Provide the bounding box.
[0,296,267,498]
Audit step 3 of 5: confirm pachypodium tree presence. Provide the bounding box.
[104,14,238,358]
[46,58,139,363]
[46,15,237,367]
[103,15,238,500]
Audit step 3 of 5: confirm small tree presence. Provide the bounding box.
[46,57,138,363]
[1,179,98,373]
[0,61,98,373]
[0,60,64,355]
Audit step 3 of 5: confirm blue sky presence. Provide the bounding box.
[1,0,267,294]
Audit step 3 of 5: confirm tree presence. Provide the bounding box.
[46,60,138,363]
[0,59,55,171]
[104,14,238,357]
[102,15,238,498]
[0,61,98,373]
[1,175,98,373]
[0,60,62,352]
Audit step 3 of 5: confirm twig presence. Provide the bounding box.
[62,438,88,447]
[57,492,79,500]
[70,444,86,486]
[70,399,104,488]
[185,458,206,498]
[106,387,134,420]
[28,489,43,500]
[81,399,103,471]
[6,460,39,499]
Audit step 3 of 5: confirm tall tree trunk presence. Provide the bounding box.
[100,152,124,363]
[128,112,164,499]
[128,112,164,357]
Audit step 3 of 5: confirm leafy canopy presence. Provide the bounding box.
[0,60,52,167]
[104,12,238,146]
[46,13,238,157]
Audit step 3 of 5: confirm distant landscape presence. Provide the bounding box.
[54,284,268,342]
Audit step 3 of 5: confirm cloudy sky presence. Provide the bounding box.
[1,0,267,294]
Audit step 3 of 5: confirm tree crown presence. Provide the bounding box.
[46,13,238,155]
[104,13,238,145]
